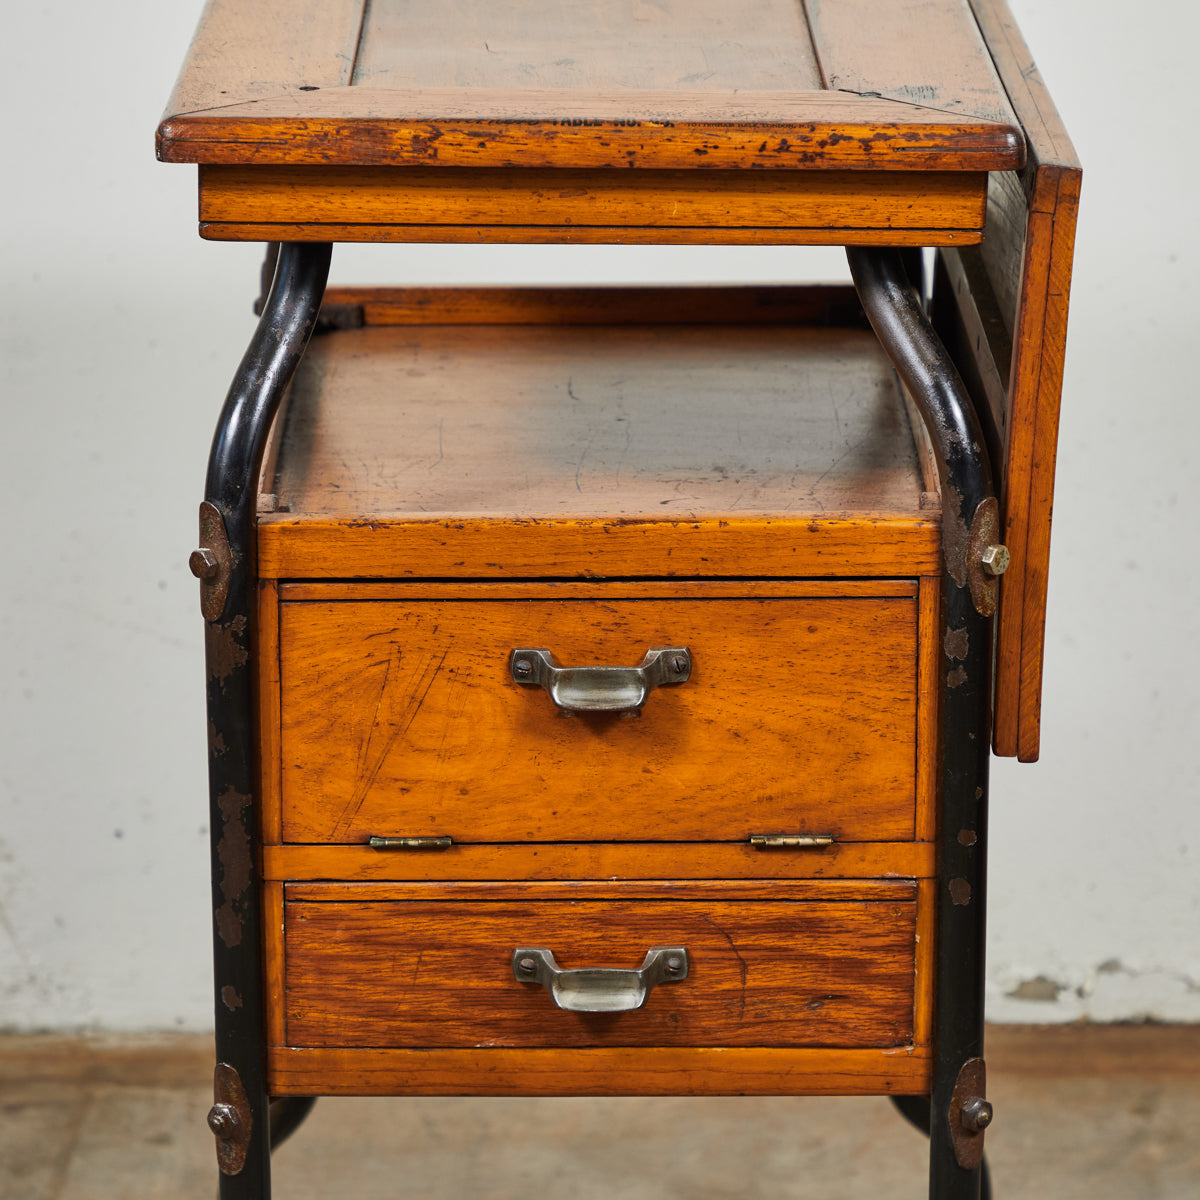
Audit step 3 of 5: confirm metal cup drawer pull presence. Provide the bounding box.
[509,647,692,712]
[512,946,689,1013]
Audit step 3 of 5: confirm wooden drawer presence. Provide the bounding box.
[282,882,917,1050]
[276,583,922,845]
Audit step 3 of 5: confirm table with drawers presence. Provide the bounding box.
[160,2,1079,1197]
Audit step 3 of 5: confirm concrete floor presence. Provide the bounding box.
[2,1026,1197,1199]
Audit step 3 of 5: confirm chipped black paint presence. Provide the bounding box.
[848,249,995,1199]
[944,626,970,661]
[202,244,332,1200]
[214,787,252,950]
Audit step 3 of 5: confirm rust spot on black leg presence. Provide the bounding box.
[205,615,248,690]
[208,719,227,756]
[221,985,243,1011]
[215,787,253,949]
[949,877,972,906]
[947,666,968,688]
[941,483,970,587]
[944,626,969,660]
[957,829,978,846]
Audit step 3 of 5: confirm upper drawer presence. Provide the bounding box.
[277,583,920,844]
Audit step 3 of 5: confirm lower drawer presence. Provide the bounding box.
[282,882,916,1050]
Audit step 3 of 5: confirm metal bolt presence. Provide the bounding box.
[189,548,219,580]
[207,1103,240,1139]
[517,956,537,976]
[665,955,684,974]
[671,655,688,675]
[513,659,533,679]
[960,1097,993,1132]
[980,544,1010,577]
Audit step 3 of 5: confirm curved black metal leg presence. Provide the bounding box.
[849,248,997,1200]
[270,1096,318,1153]
[197,243,332,1200]
[890,1097,993,1199]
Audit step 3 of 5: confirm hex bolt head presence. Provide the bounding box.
[980,544,1010,577]
[961,1097,993,1132]
[517,956,537,976]
[207,1103,240,1139]
[189,548,219,580]
[513,659,533,679]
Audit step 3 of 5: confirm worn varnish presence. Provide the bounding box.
[261,842,938,884]
[270,320,925,520]
[160,0,1022,179]
[268,1045,933,1097]
[934,0,1081,759]
[277,591,919,844]
[284,894,916,1048]
[258,307,941,579]
[197,164,988,245]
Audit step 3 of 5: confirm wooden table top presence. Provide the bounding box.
[159,0,1024,173]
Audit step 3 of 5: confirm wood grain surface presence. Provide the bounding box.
[267,1044,932,1096]
[284,896,916,1048]
[197,165,986,239]
[285,880,918,903]
[352,0,824,92]
[806,0,1017,125]
[202,222,983,247]
[277,593,919,844]
[278,580,919,603]
[268,322,926,521]
[256,515,942,580]
[316,284,872,328]
[159,1,1022,172]
[257,314,941,578]
[261,841,938,883]
[946,0,1081,760]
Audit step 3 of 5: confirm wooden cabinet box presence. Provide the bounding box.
[165,2,1079,1192]
[253,286,940,1098]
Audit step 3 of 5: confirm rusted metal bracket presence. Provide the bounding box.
[966,497,1005,617]
[209,1063,253,1176]
[949,1057,992,1170]
[191,501,233,622]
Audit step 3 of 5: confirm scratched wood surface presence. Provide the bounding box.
[270,321,925,520]
[159,0,1023,173]
[268,1044,932,1096]
[933,0,1080,760]
[277,592,919,844]
[262,842,938,883]
[259,299,942,577]
[284,895,916,1048]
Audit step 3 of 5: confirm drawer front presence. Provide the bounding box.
[283,890,916,1050]
[278,593,919,843]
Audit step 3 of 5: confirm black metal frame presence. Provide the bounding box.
[199,244,995,1199]
[201,242,331,1200]
[849,247,996,1200]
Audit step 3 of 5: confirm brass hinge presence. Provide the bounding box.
[749,834,836,849]
[368,835,453,851]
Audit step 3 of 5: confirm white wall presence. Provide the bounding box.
[1,1,1196,1031]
